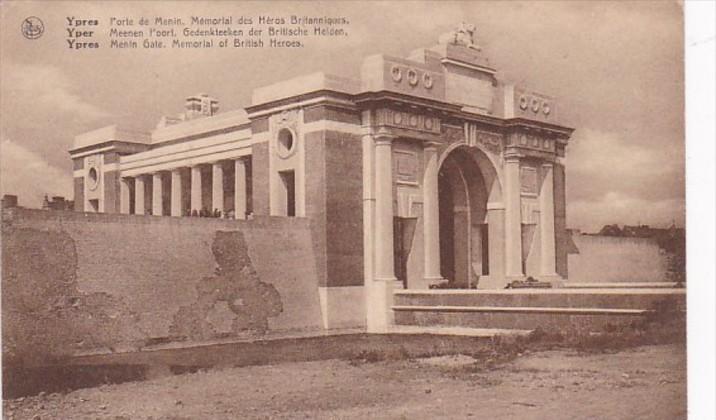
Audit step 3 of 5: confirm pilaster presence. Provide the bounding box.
[422,142,443,284]
[504,155,524,278]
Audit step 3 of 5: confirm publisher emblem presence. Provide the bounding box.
[21,16,44,40]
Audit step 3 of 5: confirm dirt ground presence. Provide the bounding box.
[3,344,685,420]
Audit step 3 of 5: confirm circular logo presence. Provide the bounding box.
[21,16,44,40]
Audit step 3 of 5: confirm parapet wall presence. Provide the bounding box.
[568,233,670,283]
[1,208,324,366]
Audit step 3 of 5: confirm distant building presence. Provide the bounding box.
[41,195,73,211]
[598,224,623,237]
[1,194,18,208]
[596,223,685,255]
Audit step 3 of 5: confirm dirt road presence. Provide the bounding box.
[3,344,685,419]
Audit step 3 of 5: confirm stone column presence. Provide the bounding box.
[540,163,557,276]
[366,130,398,333]
[504,156,524,278]
[362,131,375,284]
[152,172,163,216]
[120,177,131,214]
[234,158,247,219]
[171,169,183,217]
[486,204,506,286]
[135,175,146,215]
[422,143,443,284]
[191,165,202,213]
[374,133,397,282]
[212,162,224,215]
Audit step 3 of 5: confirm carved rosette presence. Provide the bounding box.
[376,108,441,134]
[505,131,556,157]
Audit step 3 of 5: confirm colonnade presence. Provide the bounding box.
[119,158,249,219]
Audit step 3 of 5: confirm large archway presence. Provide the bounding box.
[438,146,495,288]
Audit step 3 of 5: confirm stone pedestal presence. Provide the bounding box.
[366,279,402,333]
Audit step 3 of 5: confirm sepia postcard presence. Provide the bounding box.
[1,1,713,419]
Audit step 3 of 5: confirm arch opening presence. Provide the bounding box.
[438,146,495,288]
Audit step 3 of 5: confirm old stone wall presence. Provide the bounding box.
[1,208,322,366]
[568,233,670,283]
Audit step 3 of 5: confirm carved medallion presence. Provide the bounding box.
[391,65,402,82]
[407,69,419,86]
[423,73,434,89]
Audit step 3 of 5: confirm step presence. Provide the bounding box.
[564,282,681,289]
[385,325,531,337]
[392,305,648,316]
[394,288,685,311]
[392,308,659,331]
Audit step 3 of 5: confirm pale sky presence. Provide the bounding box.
[0,1,685,232]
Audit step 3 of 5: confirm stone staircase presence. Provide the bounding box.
[392,288,686,331]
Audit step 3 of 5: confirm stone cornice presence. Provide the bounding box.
[69,140,150,157]
[353,90,460,114]
[146,123,251,149]
[503,117,575,139]
[440,57,497,75]
[355,91,574,139]
[245,90,356,117]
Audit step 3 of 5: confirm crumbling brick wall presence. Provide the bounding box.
[1,209,323,366]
